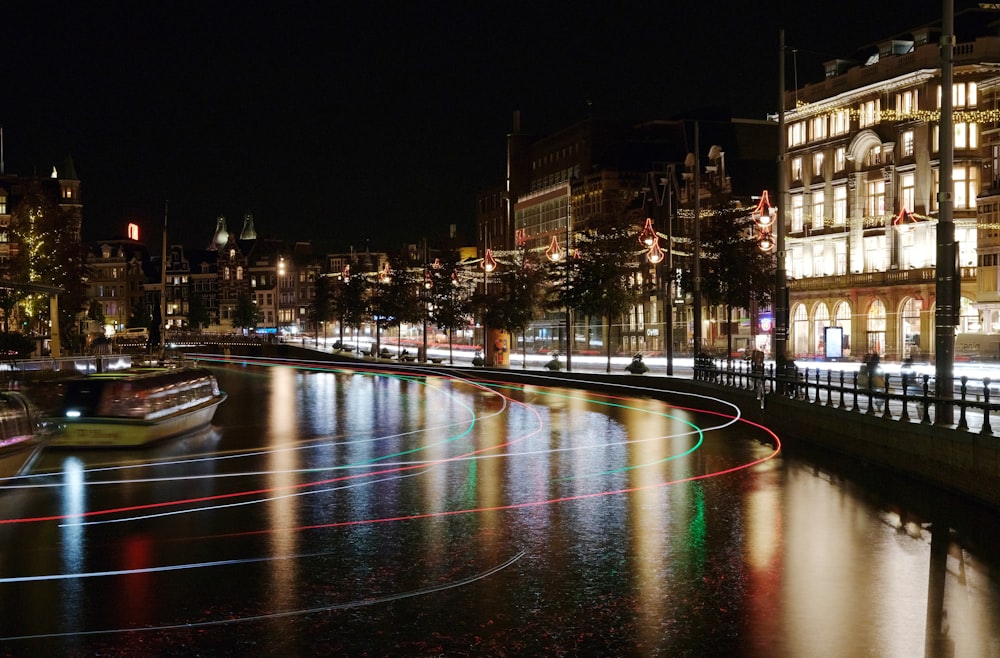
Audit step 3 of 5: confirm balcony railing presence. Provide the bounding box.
[788,266,974,292]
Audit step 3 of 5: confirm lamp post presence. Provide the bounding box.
[481,248,497,364]
[546,232,572,372]
[643,168,676,375]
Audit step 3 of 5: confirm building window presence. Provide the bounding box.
[901,130,914,157]
[864,234,887,271]
[867,179,886,218]
[833,185,847,225]
[790,245,803,278]
[811,191,825,230]
[831,109,850,136]
[900,172,915,212]
[0,193,6,215]
[834,147,847,172]
[933,123,979,151]
[896,89,919,116]
[954,166,979,209]
[811,115,827,141]
[790,194,804,232]
[939,82,978,109]
[813,152,825,178]
[859,99,881,127]
[788,122,806,147]
[812,243,825,277]
[791,157,803,181]
[864,146,883,167]
[835,239,847,275]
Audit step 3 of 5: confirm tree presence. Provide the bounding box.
[9,180,90,353]
[333,270,368,348]
[681,206,773,358]
[311,273,334,345]
[479,249,547,366]
[376,254,423,356]
[550,224,643,373]
[428,255,474,364]
[231,290,262,333]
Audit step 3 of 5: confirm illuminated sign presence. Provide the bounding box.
[127,223,140,241]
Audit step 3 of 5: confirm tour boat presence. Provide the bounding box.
[0,391,45,480]
[48,367,227,447]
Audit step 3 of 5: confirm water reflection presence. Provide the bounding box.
[0,360,996,656]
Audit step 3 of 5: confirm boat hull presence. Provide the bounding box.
[0,434,45,480]
[50,393,227,448]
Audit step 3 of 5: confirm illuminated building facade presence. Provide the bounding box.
[783,6,1000,360]
[478,114,774,356]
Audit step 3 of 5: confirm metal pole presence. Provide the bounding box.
[693,121,702,356]
[566,205,573,372]
[775,30,789,368]
[935,0,956,424]
[666,170,674,376]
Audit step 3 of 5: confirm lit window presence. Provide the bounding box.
[933,122,980,151]
[864,146,883,167]
[831,109,850,136]
[901,130,914,157]
[939,82,978,109]
[0,193,6,214]
[788,122,806,147]
[791,157,803,181]
[791,194,804,232]
[811,115,827,141]
[859,99,881,127]
[896,89,919,116]
[954,166,979,209]
[833,185,847,226]
[900,172,915,212]
[813,152,825,177]
[811,191,825,230]
[834,147,847,172]
[812,243,825,276]
[867,179,886,218]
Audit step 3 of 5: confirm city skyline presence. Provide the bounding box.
[4,1,957,253]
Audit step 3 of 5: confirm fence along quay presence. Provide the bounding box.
[693,357,1000,510]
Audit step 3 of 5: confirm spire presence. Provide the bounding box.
[239,212,257,240]
[210,216,229,250]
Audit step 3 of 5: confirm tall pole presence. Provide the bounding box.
[775,30,789,367]
[692,122,702,355]
[666,168,674,375]
[565,205,573,372]
[935,0,956,424]
[160,201,168,362]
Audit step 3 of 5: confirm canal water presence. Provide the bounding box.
[1,360,998,656]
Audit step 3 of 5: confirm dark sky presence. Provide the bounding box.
[3,1,960,253]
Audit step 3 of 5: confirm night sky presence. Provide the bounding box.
[3,2,959,254]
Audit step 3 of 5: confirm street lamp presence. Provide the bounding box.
[546,234,573,371]
[643,167,677,375]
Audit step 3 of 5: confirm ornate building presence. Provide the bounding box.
[782,6,1000,361]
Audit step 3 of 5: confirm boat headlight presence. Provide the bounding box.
[66,410,82,418]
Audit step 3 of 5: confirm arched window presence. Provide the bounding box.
[792,304,809,357]
[812,303,830,356]
[867,299,886,355]
[900,297,923,358]
[834,301,852,356]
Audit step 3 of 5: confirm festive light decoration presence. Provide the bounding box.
[638,217,658,247]
[646,239,665,264]
[482,248,497,273]
[545,235,564,262]
[380,262,391,283]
